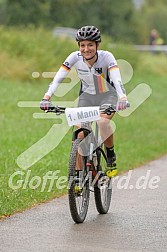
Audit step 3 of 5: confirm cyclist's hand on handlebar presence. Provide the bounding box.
[116,97,129,111]
[40,99,54,111]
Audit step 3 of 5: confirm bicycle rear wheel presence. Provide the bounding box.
[68,139,90,223]
[94,145,112,214]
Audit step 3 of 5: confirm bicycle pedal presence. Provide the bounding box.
[105,168,118,178]
[74,185,82,194]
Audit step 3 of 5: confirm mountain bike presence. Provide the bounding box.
[46,104,117,223]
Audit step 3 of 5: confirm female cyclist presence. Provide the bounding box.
[40,25,129,174]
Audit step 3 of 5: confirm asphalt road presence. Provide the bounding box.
[0,155,167,252]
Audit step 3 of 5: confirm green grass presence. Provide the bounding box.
[0,79,71,217]
[114,84,167,171]
[0,26,76,80]
[0,27,167,218]
[1,70,167,218]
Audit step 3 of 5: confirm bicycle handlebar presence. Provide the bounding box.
[45,103,130,115]
[45,106,66,115]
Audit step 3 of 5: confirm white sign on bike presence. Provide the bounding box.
[65,107,100,126]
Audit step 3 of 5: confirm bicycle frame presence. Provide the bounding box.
[72,121,107,176]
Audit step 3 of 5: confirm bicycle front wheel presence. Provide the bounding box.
[94,145,112,214]
[68,139,90,223]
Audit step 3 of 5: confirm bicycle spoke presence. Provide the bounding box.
[68,139,90,223]
[94,145,112,214]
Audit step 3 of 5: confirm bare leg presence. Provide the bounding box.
[75,146,84,171]
[97,113,115,148]
[75,113,115,170]
[75,127,84,171]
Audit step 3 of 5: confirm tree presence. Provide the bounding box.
[5,0,49,26]
[49,0,136,43]
[2,0,166,44]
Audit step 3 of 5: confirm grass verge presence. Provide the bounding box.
[0,69,167,218]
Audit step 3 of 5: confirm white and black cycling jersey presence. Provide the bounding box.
[45,50,126,98]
